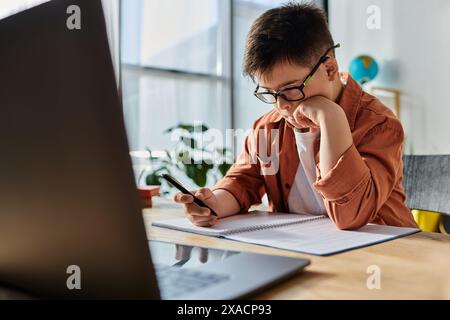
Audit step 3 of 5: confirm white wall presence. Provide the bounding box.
[329,0,450,155]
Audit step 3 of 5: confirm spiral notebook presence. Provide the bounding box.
[152,211,420,256]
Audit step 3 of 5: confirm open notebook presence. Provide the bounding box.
[152,211,420,256]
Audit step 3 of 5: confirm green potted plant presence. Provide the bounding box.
[138,123,232,194]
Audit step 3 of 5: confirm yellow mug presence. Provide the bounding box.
[412,210,441,232]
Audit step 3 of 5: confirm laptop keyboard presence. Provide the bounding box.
[154,264,229,299]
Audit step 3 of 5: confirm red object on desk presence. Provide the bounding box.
[137,185,160,208]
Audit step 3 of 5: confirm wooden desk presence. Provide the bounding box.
[144,197,450,300]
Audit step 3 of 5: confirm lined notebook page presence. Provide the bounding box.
[228,218,420,256]
[152,211,323,237]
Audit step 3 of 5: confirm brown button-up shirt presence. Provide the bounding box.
[212,74,417,230]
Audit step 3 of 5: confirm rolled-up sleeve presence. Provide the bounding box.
[314,121,405,230]
[212,129,265,213]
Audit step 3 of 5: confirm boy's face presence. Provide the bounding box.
[258,59,338,129]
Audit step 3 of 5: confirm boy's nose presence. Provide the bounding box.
[277,98,294,112]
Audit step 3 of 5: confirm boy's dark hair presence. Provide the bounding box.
[243,2,335,81]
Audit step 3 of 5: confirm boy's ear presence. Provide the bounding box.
[323,58,339,81]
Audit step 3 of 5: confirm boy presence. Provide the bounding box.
[173,2,417,230]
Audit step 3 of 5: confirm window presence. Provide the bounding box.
[121,0,231,153]
[0,0,49,20]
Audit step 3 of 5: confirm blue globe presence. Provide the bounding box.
[349,55,379,85]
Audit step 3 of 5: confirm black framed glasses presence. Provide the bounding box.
[253,43,340,104]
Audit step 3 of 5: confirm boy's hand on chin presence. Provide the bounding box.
[293,96,342,129]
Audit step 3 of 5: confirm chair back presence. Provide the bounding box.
[402,155,450,215]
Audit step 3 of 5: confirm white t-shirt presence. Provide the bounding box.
[287,128,327,215]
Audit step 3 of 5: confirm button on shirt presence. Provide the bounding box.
[287,128,326,215]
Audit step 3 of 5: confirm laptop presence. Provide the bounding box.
[0,0,310,299]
